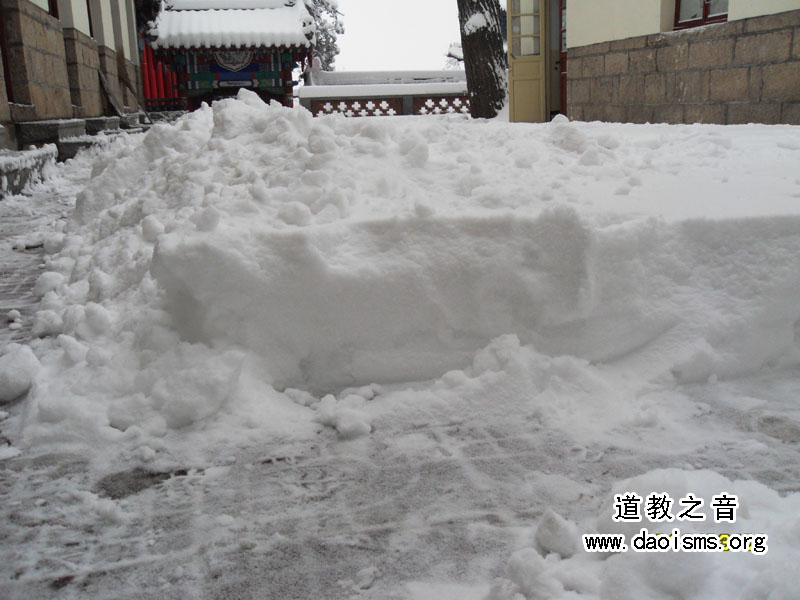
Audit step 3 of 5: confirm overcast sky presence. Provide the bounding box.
[334,0,462,71]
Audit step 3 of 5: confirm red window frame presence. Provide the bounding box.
[48,0,59,19]
[674,0,728,30]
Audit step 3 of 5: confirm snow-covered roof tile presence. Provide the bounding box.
[168,0,292,9]
[150,1,314,50]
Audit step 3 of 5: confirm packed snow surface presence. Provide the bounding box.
[2,91,799,598]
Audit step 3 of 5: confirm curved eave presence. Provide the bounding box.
[150,43,312,53]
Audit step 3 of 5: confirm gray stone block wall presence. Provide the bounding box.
[63,27,103,118]
[0,0,73,120]
[122,58,141,112]
[97,45,122,115]
[567,9,800,125]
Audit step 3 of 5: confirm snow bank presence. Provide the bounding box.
[16,91,800,456]
[4,89,800,600]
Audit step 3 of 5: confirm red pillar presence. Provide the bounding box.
[156,59,165,99]
[146,47,158,100]
[141,43,151,98]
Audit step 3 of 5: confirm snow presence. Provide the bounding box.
[307,63,467,86]
[1,91,799,598]
[0,145,57,194]
[0,145,57,172]
[464,13,489,35]
[299,81,468,99]
[150,1,314,49]
[0,344,40,404]
[169,0,300,9]
[447,42,464,61]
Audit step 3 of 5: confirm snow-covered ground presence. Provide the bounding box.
[1,91,799,599]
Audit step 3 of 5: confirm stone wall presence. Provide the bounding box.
[63,27,102,118]
[122,57,140,111]
[97,45,121,115]
[567,9,800,124]
[0,0,73,120]
[303,93,471,117]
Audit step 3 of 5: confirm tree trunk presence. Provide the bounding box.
[457,0,507,119]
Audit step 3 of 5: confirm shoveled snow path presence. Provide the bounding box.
[2,368,799,598]
[0,162,83,346]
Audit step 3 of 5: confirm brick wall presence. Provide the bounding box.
[63,27,102,118]
[0,0,73,120]
[567,9,800,125]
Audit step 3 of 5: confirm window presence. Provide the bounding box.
[675,0,728,29]
[510,0,542,56]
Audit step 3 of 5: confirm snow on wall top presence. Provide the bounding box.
[298,82,467,99]
[150,1,314,49]
[310,69,467,86]
[168,0,293,9]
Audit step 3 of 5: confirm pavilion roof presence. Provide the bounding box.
[149,0,314,49]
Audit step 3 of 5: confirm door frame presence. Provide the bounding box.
[507,0,549,122]
[559,0,567,115]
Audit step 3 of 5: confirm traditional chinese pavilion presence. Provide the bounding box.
[143,0,315,110]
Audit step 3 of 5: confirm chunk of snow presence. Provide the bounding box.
[463,13,489,35]
[534,509,578,558]
[0,345,40,403]
[33,271,65,296]
[0,445,22,460]
[31,309,63,338]
[141,215,165,243]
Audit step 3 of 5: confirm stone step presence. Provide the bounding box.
[119,114,142,129]
[85,116,120,135]
[15,119,85,146]
[56,137,97,162]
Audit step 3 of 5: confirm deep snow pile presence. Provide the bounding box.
[16,90,800,438]
[2,90,800,598]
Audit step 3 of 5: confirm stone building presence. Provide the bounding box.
[508,0,800,124]
[0,0,142,149]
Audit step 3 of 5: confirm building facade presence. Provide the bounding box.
[509,0,800,124]
[0,0,141,147]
